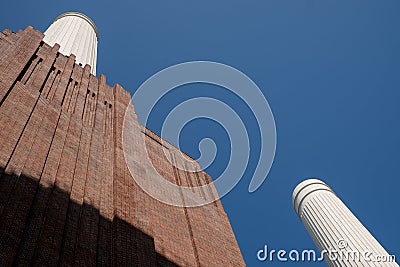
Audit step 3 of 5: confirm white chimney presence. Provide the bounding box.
[43,12,98,75]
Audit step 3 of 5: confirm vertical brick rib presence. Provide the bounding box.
[53,55,76,106]
[170,153,200,267]
[0,27,43,104]
[97,76,114,266]
[112,83,143,265]
[112,84,131,221]
[20,56,40,85]
[74,74,101,266]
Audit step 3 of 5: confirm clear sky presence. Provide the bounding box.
[2,1,399,266]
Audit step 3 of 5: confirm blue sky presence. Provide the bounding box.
[2,1,399,266]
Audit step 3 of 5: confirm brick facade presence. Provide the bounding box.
[0,26,245,266]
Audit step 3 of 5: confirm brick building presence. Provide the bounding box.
[0,13,245,266]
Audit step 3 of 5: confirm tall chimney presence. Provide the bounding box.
[43,12,98,75]
[293,179,398,266]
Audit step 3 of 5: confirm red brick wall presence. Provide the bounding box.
[0,26,245,266]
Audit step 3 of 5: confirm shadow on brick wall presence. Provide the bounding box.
[0,168,178,267]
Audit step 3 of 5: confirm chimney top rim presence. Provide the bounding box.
[54,12,98,39]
